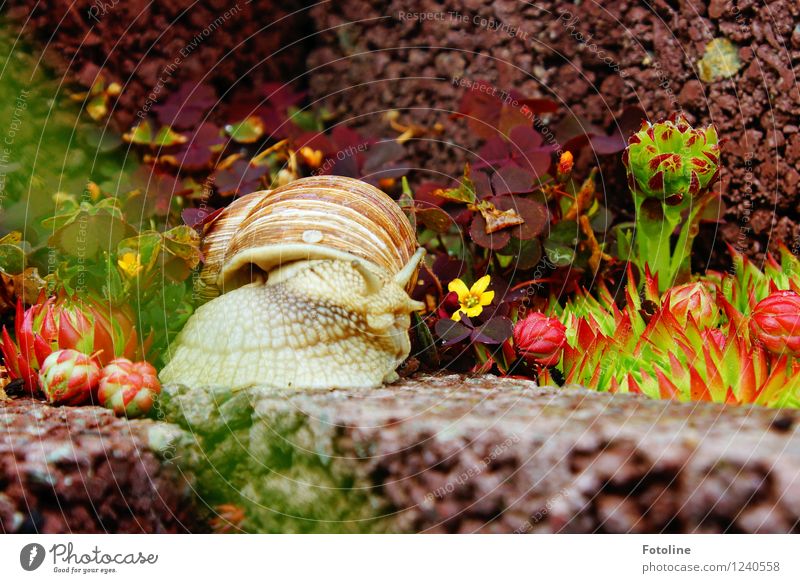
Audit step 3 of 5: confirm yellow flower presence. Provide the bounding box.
[449,275,494,321]
[298,146,324,168]
[118,252,143,278]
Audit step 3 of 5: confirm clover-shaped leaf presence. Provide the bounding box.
[123,121,187,147]
[435,314,513,346]
[153,82,216,129]
[213,159,269,197]
[432,166,477,204]
[476,126,554,176]
[172,123,226,171]
[491,164,536,195]
[225,116,266,144]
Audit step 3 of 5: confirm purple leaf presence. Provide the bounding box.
[263,82,306,110]
[494,195,549,240]
[431,253,465,283]
[213,160,268,197]
[363,141,405,173]
[471,316,513,345]
[182,207,217,229]
[470,214,512,249]
[154,83,216,129]
[331,125,370,151]
[491,165,535,195]
[471,170,493,199]
[174,123,226,171]
[477,136,511,169]
[435,318,472,346]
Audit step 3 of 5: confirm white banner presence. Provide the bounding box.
[1,534,797,582]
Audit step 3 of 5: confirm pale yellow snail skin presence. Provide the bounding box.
[159,176,425,390]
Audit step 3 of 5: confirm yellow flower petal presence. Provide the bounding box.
[471,274,491,295]
[451,310,463,321]
[448,278,470,302]
[479,290,495,306]
[118,252,143,278]
[464,305,484,318]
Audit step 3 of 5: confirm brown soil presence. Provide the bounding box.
[0,398,203,533]
[306,0,800,262]
[6,0,312,131]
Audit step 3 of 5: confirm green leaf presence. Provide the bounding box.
[614,223,634,260]
[412,312,439,367]
[124,121,187,147]
[0,244,25,274]
[544,241,575,267]
[86,94,108,121]
[416,206,451,233]
[287,106,323,132]
[103,255,126,303]
[432,165,477,204]
[118,231,162,273]
[398,176,416,230]
[499,237,542,270]
[225,116,265,144]
[163,225,201,267]
[49,207,134,258]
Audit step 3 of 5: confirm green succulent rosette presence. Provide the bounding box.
[620,114,722,291]
[623,114,720,203]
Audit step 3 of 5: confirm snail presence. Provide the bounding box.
[159,176,425,390]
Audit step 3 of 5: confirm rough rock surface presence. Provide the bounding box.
[0,398,203,533]
[306,0,800,262]
[161,374,800,533]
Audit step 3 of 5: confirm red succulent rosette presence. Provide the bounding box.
[1,293,143,394]
[665,282,718,328]
[98,358,161,418]
[513,312,567,367]
[38,349,100,406]
[750,291,800,357]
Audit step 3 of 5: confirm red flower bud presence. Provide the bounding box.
[437,291,462,320]
[98,358,161,418]
[750,291,800,357]
[38,349,100,406]
[513,312,567,366]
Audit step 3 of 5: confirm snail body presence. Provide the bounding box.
[159,176,424,390]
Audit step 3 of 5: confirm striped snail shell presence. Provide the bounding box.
[162,176,424,391]
[196,176,419,301]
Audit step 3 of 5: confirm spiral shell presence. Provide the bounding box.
[196,176,418,300]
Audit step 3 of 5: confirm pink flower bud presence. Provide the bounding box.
[98,358,161,418]
[513,312,567,366]
[38,349,100,406]
[750,291,800,357]
[667,282,718,328]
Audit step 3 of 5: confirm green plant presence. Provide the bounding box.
[619,114,721,291]
[542,248,800,408]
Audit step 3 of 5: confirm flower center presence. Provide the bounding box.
[465,294,481,309]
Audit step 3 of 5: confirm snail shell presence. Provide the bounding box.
[162,176,424,390]
[196,176,418,301]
